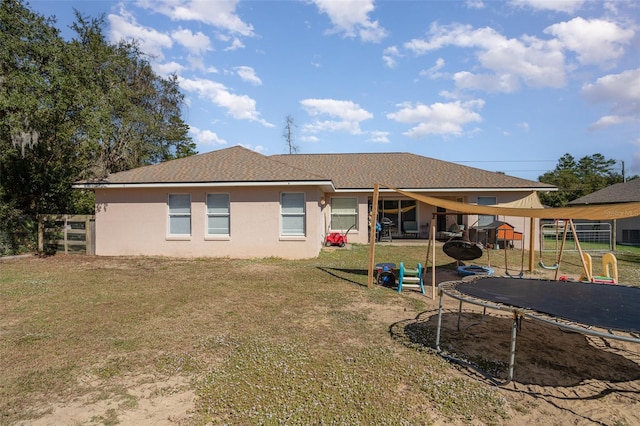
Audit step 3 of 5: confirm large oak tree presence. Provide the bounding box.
[0,0,196,252]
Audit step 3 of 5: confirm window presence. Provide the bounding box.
[477,196,497,227]
[207,193,230,235]
[330,197,357,230]
[281,193,305,236]
[168,194,191,235]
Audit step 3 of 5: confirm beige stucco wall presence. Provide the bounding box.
[94,186,325,259]
[94,187,548,259]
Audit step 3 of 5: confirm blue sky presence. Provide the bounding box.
[29,0,640,181]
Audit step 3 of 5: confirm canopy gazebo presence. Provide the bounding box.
[367,184,640,298]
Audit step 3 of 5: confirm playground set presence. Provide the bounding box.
[364,184,639,299]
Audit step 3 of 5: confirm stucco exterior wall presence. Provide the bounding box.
[94,187,548,259]
[94,186,325,259]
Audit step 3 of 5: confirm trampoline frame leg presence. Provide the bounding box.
[436,290,444,353]
[435,286,519,386]
[506,311,519,384]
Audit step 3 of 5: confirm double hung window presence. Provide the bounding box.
[207,193,230,236]
[168,194,191,235]
[330,198,357,230]
[281,193,305,236]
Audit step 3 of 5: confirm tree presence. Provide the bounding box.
[282,115,299,154]
[1,0,74,216]
[538,153,624,207]
[68,13,196,176]
[0,0,196,253]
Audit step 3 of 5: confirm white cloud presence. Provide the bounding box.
[189,126,227,146]
[453,71,522,93]
[301,98,373,135]
[301,99,373,121]
[156,61,186,76]
[171,28,212,55]
[509,0,586,13]
[582,68,640,130]
[465,0,485,9]
[187,55,206,71]
[368,130,390,143]
[235,66,262,85]
[404,23,505,54]
[224,37,246,51]
[386,99,485,138]
[405,23,566,92]
[179,77,274,127]
[545,17,634,66]
[239,143,266,153]
[108,13,172,60]
[136,0,254,36]
[382,46,401,68]
[420,58,446,79]
[588,115,632,130]
[301,135,320,143]
[311,0,388,43]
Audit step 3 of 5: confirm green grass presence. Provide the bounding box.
[0,244,638,425]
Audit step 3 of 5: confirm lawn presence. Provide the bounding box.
[1,243,639,425]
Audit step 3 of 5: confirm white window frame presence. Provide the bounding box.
[206,193,230,238]
[168,193,191,238]
[477,196,497,227]
[330,197,358,231]
[280,192,306,237]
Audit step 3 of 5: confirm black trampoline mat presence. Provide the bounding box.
[456,277,640,334]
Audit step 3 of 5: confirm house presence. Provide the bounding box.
[74,145,556,259]
[569,178,640,246]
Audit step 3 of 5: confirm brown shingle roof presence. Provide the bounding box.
[94,146,330,184]
[569,178,640,204]
[80,146,554,191]
[271,152,553,190]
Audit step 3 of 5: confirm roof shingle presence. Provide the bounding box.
[94,146,329,184]
[271,152,553,190]
[569,179,640,204]
[83,146,555,190]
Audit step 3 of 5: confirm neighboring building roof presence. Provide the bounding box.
[271,152,554,190]
[569,178,640,205]
[75,145,555,191]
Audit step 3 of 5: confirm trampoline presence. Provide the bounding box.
[436,276,640,383]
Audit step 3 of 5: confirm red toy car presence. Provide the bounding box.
[324,225,355,247]
[324,231,348,247]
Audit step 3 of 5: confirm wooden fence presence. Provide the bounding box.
[38,215,95,255]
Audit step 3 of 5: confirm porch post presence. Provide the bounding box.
[529,217,535,272]
[367,184,380,288]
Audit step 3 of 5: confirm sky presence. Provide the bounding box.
[28,0,640,182]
